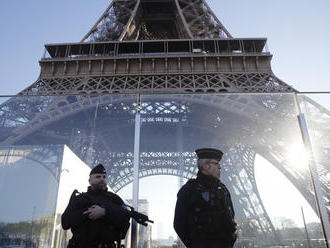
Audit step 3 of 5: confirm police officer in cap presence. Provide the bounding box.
[62,164,130,248]
[174,148,237,248]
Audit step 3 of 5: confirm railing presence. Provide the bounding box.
[42,38,270,59]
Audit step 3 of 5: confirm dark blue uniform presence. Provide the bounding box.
[174,172,237,248]
[62,187,130,248]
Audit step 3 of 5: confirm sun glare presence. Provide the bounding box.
[255,154,319,228]
[286,142,309,170]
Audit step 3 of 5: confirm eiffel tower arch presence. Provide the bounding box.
[1,0,329,246]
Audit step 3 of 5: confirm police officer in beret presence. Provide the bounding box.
[174,148,237,248]
[61,164,131,248]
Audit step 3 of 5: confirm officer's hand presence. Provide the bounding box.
[83,205,105,220]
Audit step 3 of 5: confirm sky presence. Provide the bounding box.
[0,0,329,94]
[206,0,330,93]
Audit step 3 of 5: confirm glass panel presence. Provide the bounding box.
[298,93,330,241]
[138,93,327,248]
[0,96,11,105]
[1,93,328,248]
[0,145,62,248]
[0,94,138,248]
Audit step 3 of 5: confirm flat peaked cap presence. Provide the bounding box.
[90,164,106,176]
[195,148,223,160]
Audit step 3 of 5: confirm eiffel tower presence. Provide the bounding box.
[1,0,329,246]
[19,0,295,94]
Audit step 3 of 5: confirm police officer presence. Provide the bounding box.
[61,164,130,248]
[174,148,237,248]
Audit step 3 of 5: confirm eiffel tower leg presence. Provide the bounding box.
[82,0,139,42]
[224,145,280,243]
[177,0,232,38]
[81,0,117,42]
[119,0,141,41]
[174,0,193,39]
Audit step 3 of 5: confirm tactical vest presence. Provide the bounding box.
[66,190,127,248]
[187,179,237,242]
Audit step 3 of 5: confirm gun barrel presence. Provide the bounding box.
[124,204,153,226]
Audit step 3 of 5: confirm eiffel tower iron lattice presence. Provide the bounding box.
[2,0,330,246]
[81,0,233,41]
[19,0,295,95]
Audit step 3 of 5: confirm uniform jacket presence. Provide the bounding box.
[174,172,237,248]
[61,187,130,248]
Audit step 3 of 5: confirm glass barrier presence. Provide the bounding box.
[0,97,10,106]
[0,93,328,248]
[139,93,326,248]
[0,94,138,248]
[0,145,62,248]
[298,93,330,244]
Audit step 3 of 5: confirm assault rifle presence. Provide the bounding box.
[124,205,154,226]
[116,205,153,248]
[69,190,153,226]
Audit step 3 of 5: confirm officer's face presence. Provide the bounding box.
[89,173,107,190]
[204,159,221,179]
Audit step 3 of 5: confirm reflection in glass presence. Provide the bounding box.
[0,145,62,248]
[298,93,330,245]
[0,94,137,248]
[0,93,328,248]
[138,93,326,247]
[298,94,330,198]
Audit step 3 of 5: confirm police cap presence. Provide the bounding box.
[195,148,223,160]
[90,164,106,176]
